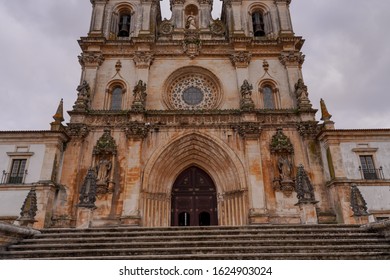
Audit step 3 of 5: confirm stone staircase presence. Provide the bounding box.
[1,224,389,260]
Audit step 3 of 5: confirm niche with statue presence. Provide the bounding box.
[270,128,295,197]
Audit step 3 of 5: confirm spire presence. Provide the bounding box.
[320,98,335,129]
[50,99,65,131]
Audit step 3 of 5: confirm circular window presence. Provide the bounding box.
[166,71,220,110]
[182,87,204,105]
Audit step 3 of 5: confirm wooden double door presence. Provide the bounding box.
[171,166,218,226]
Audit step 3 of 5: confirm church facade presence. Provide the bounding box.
[1,0,389,229]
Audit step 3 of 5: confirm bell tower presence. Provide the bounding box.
[54,0,333,228]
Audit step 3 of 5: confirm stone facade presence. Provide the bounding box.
[0,0,389,229]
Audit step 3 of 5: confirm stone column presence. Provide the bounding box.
[89,0,108,36]
[237,123,268,223]
[78,52,105,103]
[230,51,252,107]
[133,51,154,84]
[275,0,294,36]
[120,123,150,226]
[139,1,152,36]
[231,2,244,36]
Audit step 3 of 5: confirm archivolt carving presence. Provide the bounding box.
[141,132,248,226]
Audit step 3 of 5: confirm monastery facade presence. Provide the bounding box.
[0,0,389,229]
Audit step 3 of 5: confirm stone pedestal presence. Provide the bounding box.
[249,209,269,224]
[296,202,318,224]
[76,208,94,229]
[120,215,141,226]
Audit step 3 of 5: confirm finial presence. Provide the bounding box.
[51,99,65,131]
[320,98,332,121]
[53,98,64,123]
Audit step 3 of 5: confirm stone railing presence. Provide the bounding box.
[0,222,40,250]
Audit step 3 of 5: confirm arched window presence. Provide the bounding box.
[252,11,265,37]
[110,86,123,110]
[118,12,131,37]
[263,86,274,109]
[260,83,280,109]
[110,7,132,39]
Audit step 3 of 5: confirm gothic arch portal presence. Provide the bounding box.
[140,132,249,227]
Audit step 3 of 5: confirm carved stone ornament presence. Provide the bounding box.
[124,122,151,139]
[78,168,97,209]
[234,123,261,138]
[296,121,319,138]
[210,20,226,35]
[295,164,317,204]
[240,80,255,110]
[279,51,305,67]
[133,51,154,69]
[159,20,174,35]
[115,60,122,72]
[73,80,91,112]
[132,80,147,111]
[320,98,332,122]
[18,188,38,226]
[270,128,294,154]
[350,184,369,216]
[66,124,90,139]
[93,129,117,156]
[294,79,312,110]
[230,52,252,68]
[183,30,201,59]
[78,52,105,67]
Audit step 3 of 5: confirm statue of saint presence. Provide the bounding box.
[185,14,197,30]
[96,159,112,183]
[278,155,293,181]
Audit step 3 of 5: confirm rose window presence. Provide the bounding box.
[167,73,218,110]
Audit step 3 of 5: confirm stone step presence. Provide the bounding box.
[14,235,386,247]
[40,224,362,233]
[28,251,387,260]
[2,244,390,260]
[26,232,382,243]
[8,239,390,251]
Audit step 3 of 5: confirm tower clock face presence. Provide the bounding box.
[168,72,219,110]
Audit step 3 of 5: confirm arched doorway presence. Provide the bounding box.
[171,166,218,226]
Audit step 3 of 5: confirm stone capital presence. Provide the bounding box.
[230,51,252,68]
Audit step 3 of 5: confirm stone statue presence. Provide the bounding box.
[278,155,293,181]
[185,14,197,30]
[294,79,312,110]
[73,80,91,111]
[96,159,112,183]
[295,79,308,100]
[240,80,253,98]
[133,80,147,103]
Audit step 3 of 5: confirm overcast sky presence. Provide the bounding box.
[0,0,389,131]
